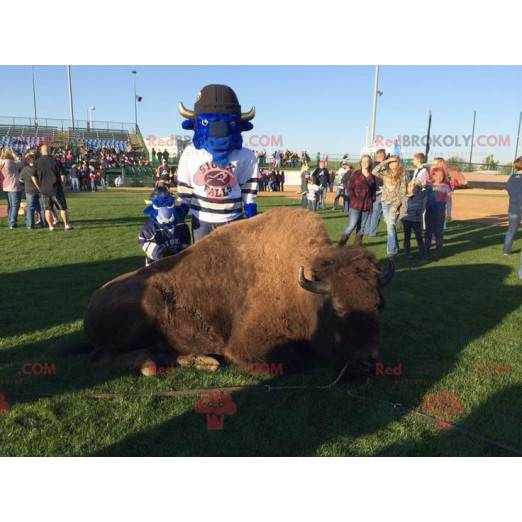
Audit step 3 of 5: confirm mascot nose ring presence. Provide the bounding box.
[209,120,229,137]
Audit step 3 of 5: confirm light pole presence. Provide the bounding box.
[31,66,38,127]
[89,106,96,128]
[369,65,383,154]
[67,65,75,129]
[468,110,477,170]
[514,111,522,173]
[132,68,139,133]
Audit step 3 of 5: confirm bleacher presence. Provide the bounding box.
[66,127,130,152]
[0,124,60,153]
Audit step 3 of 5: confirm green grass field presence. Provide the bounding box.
[0,190,521,456]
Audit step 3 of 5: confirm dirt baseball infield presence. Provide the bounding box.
[266,186,510,225]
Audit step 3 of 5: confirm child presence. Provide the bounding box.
[139,189,191,266]
[503,156,522,279]
[400,180,427,262]
[89,168,98,192]
[424,166,452,259]
[301,174,321,212]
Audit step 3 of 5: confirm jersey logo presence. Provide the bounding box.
[194,162,237,201]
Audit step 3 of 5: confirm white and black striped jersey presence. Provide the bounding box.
[176,145,258,224]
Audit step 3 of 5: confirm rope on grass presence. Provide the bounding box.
[81,362,522,456]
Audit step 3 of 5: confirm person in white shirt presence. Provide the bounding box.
[301,174,321,212]
[176,84,257,241]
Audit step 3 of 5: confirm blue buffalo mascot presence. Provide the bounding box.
[176,84,258,241]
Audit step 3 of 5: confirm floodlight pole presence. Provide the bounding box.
[132,68,138,133]
[31,66,38,127]
[369,65,380,154]
[514,111,522,172]
[67,65,75,130]
[468,110,477,169]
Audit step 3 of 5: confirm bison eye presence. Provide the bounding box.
[201,119,209,126]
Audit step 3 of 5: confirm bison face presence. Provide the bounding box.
[298,249,395,373]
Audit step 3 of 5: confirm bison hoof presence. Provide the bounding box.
[140,359,158,377]
[176,354,220,372]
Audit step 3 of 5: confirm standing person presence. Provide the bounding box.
[301,174,321,212]
[299,164,310,208]
[313,162,329,209]
[365,148,387,236]
[19,153,43,229]
[33,144,73,231]
[424,166,451,259]
[411,152,429,187]
[503,157,522,277]
[400,180,428,262]
[163,149,169,163]
[279,170,285,192]
[338,155,376,246]
[332,160,350,210]
[0,148,24,229]
[372,154,406,258]
[328,167,335,192]
[89,168,98,192]
[69,164,80,192]
[157,149,163,164]
[431,157,453,229]
[151,147,157,165]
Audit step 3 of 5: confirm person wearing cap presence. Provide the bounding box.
[176,84,258,241]
[156,158,171,191]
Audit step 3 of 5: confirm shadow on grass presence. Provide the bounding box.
[0,256,143,339]
[89,262,521,456]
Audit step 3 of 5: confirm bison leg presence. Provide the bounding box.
[176,354,220,372]
[90,348,159,376]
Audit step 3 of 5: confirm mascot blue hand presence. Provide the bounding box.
[175,203,190,222]
[244,203,257,219]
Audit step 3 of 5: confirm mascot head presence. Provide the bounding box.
[144,190,177,226]
[179,84,255,167]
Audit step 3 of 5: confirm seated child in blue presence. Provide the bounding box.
[139,192,191,266]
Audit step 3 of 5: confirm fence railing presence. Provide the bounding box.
[0,116,136,132]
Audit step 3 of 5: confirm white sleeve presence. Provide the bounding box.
[239,151,258,206]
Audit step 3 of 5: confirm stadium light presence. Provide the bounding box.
[469,110,477,169]
[89,106,96,128]
[368,65,382,155]
[31,66,38,127]
[131,68,141,133]
[67,65,75,130]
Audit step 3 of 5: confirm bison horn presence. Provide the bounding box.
[298,266,330,295]
[178,101,195,119]
[240,106,256,121]
[378,260,395,287]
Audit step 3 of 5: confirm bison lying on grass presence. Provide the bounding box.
[84,207,393,377]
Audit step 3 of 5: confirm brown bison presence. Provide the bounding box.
[84,207,393,376]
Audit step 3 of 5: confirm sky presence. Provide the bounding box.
[0,65,521,162]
